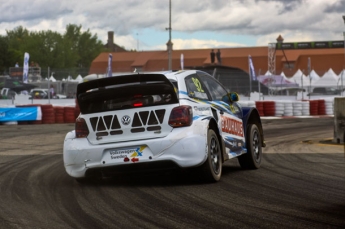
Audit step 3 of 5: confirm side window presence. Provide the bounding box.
[198,74,228,101]
[185,75,209,100]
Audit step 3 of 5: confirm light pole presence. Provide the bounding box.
[166,0,172,70]
[340,15,345,96]
[136,33,139,51]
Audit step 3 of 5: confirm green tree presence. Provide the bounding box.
[2,24,105,79]
[0,35,12,74]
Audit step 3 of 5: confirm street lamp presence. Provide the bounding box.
[166,0,172,70]
[340,15,345,96]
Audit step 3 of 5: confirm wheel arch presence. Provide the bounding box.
[242,107,266,147]
[208,118,227,162]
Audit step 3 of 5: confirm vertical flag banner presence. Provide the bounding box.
[107,54,112,77]
[248,55,256,81]
[180,53,184,70]
[23,52,30,83]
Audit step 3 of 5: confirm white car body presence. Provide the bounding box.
[63,70,265,182]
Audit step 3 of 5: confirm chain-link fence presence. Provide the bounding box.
[2,66,345,98]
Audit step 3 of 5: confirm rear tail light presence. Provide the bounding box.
[168,105,193,127]
[75,117,89,138]
[133,102,143,107]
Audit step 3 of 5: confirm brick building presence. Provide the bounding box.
[91,35,345,77]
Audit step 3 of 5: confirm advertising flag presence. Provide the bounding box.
[107,54,112,77]
[180,53,184,70]
[23,52,30,83]
[248,55,256,81]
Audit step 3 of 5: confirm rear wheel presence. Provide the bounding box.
[238,124,262,169]
[200,129,222,182]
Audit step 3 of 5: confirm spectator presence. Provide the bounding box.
[15,62,19,67]
[61,82,65,94]
[210,49,215,64]
[50,85,55,98]
[216,49,222,65]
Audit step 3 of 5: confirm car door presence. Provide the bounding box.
[197,72,245,158]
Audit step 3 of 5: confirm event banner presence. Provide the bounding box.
[0,107,42,122]
[276,40,344,50]
[23,52,30,83]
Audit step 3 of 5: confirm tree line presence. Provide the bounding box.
[0,24,107,80]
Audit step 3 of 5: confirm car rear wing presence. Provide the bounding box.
[77,73,179,114]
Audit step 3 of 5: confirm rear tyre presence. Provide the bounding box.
[238,124,262,169]
[200,129,222,182]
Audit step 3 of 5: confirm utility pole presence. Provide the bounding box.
[166,0,172,70]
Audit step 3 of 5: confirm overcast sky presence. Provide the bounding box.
[1,0,345,51]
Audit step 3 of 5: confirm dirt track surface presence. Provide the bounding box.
[0,118,344,229]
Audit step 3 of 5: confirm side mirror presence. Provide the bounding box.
[229,92,239,102]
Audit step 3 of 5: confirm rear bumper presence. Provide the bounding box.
[63,125,208,178]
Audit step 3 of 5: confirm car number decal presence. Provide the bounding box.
[192,77,204,92]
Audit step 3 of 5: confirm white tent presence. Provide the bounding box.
[264,70,272,76]
[309,70,320,84]
[290,69,309,87]
[49,75,56,82]
[336,69,345,88]
[312,68,338,87]
[67,75,74,81]
[75,74,83,83]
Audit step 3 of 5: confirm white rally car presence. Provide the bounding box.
[63,70,265,182]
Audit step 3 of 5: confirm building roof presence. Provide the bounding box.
[89,44,345,77]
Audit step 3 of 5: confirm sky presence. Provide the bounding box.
[0,0,345,51]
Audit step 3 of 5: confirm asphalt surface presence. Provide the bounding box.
[0,117,344,229]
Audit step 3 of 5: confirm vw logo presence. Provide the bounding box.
[121,115,131,125]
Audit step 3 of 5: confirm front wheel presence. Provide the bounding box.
[200,129,222,182]
[238,124,262,169]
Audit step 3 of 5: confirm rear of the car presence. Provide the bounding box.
[63,73,208,179]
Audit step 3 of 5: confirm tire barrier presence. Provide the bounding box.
[283,101,293,116]
[302,101,310,116]
[255,101,264,116]
[263,101,276,116]
[317,100,326,115]
[274,101,284,116]
[1,99,335,126]
[309,100,319,116]
[240,100,330,117]
[293,101,303,116]
[325,100,333,115]
[75,98,80,119]
[54,106,65,123]
[0,104,76,125]
[64,106,76,123]
[41,104,55,124]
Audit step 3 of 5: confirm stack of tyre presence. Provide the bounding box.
[301,101,310,116]
[274,100,284,116]
[255,101,264,116]
[64,106,76,123]
[283,101,293,116]
[54,106,65,123]
[309,100,319,115]
[325,99,334,115]
[263,101,275,116]
[292,101,303,116]
[41,104,55,124]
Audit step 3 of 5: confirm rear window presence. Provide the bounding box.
[77,75,179,114]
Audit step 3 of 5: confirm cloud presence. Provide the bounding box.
[0,0,344,50]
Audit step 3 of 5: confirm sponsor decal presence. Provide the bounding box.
[221,116,244,137]
[109,146,146,162]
